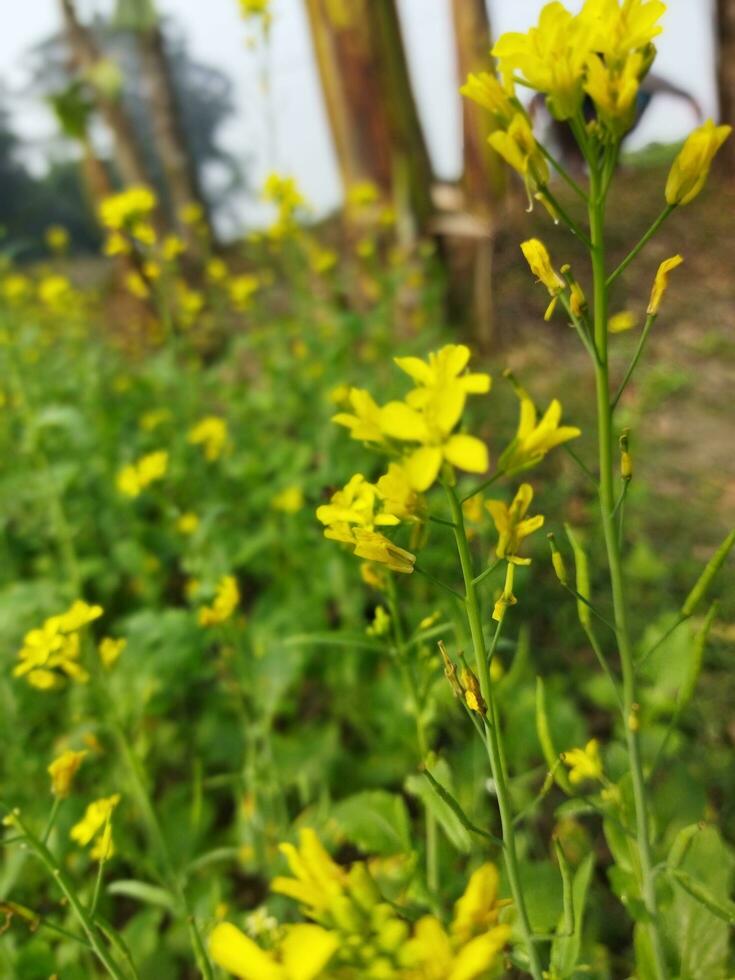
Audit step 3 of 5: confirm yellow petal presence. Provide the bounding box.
[379,402,428,442]
[209,923,282,980]
[394,355,433,385]
[448,926,511,980]
[443,435,489,474]
[280,924,339,980]
[405,447,443,492]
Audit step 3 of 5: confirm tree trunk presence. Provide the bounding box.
[717,0,735,175]
[81,133,115,211]
[136,23,213,240]
[448,0,505,349]
[304,0,433,238]
[59,0,152,189]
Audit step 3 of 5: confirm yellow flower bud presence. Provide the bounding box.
[665,120,732,206]
[48,749,87,798]
[647,254,683,315]
[520,239,564,296]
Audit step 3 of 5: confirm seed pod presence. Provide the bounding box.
[460,667,487,716]
[438,641,463,699]
[677,602,718,710]
[681,530,734,618]
[565,524,591,628]
[666,822,703,870]
[547,533,568,586]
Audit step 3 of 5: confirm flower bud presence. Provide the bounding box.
[665,120,732,206]
[647,255,683,316]
[547,533,568,586]
[619,430,632,481]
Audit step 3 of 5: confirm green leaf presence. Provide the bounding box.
[331,791,411,856]
[550,853,594,979]
[106,879,177,912]
[405,761,500,853]
[282,631,384,653]
[670,870,735,924]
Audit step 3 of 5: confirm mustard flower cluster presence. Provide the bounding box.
[210,828,510,980]
[13,600,103,690]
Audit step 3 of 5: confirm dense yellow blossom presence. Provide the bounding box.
[198,575,240,627]
[500,394,580,475]
[317,474,399,545]
[99,186,156,231]
[647,254,683,315]
[210,921,337,980]
[70,794,120,861]
[376,463,423,523]
[486,484,545,565]
[117,450,168,497]
[332,388,386,444]
[48,749,87,798]
[665,120,732,206]
[271,827,347,914]
[38,275,73,311]
[13,600,102,690]
[188,416,228,461]
[562,739,604,784]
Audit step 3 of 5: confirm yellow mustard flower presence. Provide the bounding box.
[229,274,260,311]
[352,529,416,574]
[394,344,491,404]
[2,273,31,305]
[309,246,338,275]
[104,232,131,257]
[486,484,545,565]
[125,271,150,300]
[271,827,347,913]
[376,462,423,522]
[665,120,732,206]
[380,388,488,493]
[647,254,683,315]
[198,575,240,627]
[346,180,380,209]
[460,71,516,126]
[176,512,200,535]
[161,234,186,261]
[366,605,391,637]
[492,4,596,120]
[562,738,604,784]
[176,282,205,325]
[210,921,338,980]
[332,388,386,445]
[13,600,102,690]
[38,275,72,311]
[399,863,511,979]
[48,749,87,798]
[206,257,228,283]
[579,0,666,64]
[45,225,70,253]
[99,636,126,668]
[188,416,228,461]
[116,450,168,497]
[180,202,205,225]
[521,239,565,319]
[489,113,548,190]
[70,794,120,861]
[609,310,638,333]
[500,395,581,475]
[316,474,399,544]
[271,486,304,514]
[99,186,156,231]
[584,51,645,133]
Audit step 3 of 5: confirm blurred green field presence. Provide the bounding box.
[0,155,733,979]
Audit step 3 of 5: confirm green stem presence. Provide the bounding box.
[606,206,676,287]
[386,579,438,899]
[11,811,127,980]
[537,143,588,201]
[611,315,657,411]
[538,186,592,248]
[445,484,544,980]
[589,168,669,980]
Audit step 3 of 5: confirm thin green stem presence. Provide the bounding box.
[611,315,657,411]
[472,558,501,588]
[537,143,588,201]
[635,615,688,672]
[583,625,624,714]
[445,484,544,980]
[461,470,504,504]
[538,186,592,248]
[10,811,127,980]
[589,165,669,980]
[561,583,618,635]
[413,564,464,602]
[606,205,676,287]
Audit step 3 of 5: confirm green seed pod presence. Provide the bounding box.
[681,529,735,617]
[565,524,591,628]
[554,838,575,936]
[536,677,573,794]
[547,533,568,586]
[666,822,703,870]
[677,602,718,710]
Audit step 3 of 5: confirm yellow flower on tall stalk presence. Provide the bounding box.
[70,794,120,861]
[98,636,127,668]
[210,921,338,980]
[500,394,581,475]
[316,474,399,544]
[45,225,70,254]
[584,51,646,134]
[271,827,347,915]
[486,484,545,565]
[116,450,168,497]
[48,749,87,798]
[352,529,416,574]
[229,274,260,311]
[520,239,565,319]
[579,0,666,64]
[38,275,73,311]
[188,416,228,461]
[332,388,386,445]
[99,186,156,231]
[379,386,488,493]
[488,114,549,193]
[394,344,491,404]
[271,486,304,514]
[665,119,732,206]
[198,575,240,627]
[492,2,597,120]
[459,71,516,127]
[562,739,604,785]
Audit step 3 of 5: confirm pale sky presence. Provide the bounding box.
[2,0,719,228]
